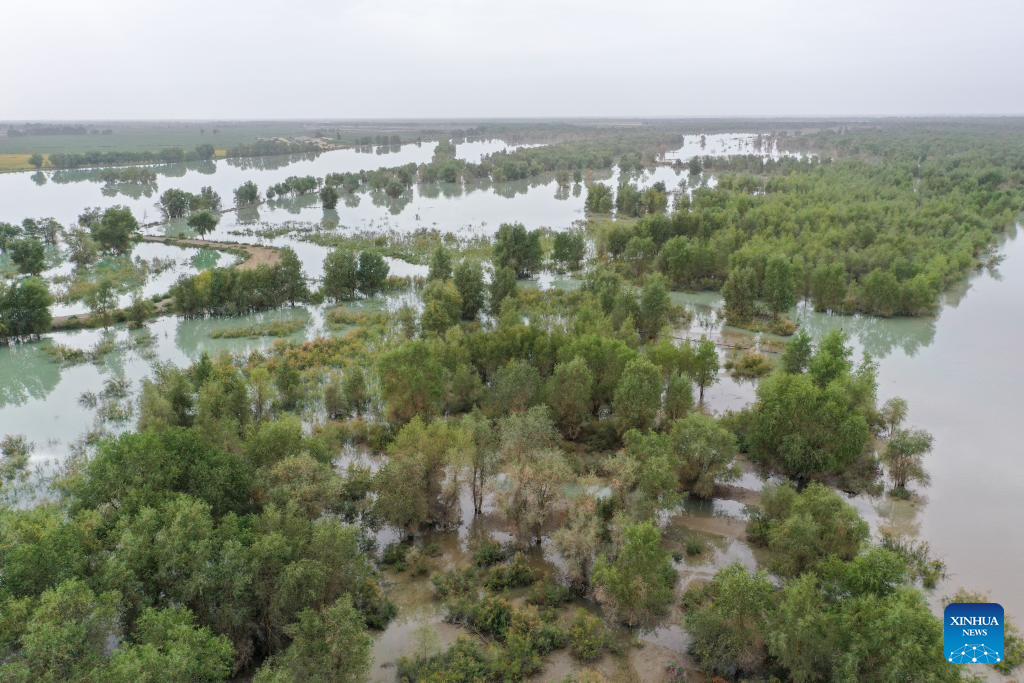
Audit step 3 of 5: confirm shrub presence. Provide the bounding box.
[484,553,537,592]
[568,610,607,661]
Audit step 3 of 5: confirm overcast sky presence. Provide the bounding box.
[5,0,1022,119]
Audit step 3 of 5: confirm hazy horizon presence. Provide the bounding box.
[7,0,1023,120]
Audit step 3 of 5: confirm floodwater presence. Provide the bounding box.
[0,139,539,229]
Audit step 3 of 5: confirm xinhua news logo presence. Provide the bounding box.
[944,602,1004,664]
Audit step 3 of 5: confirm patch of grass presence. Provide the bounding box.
[210,318,306,339]
[725,351,774,379]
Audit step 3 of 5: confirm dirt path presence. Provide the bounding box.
[139,235,281,270]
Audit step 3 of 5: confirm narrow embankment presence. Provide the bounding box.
[50,235,283,330]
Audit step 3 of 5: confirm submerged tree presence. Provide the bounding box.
[882,428,933,496]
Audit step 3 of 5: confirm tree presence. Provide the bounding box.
[460,411,500,516]
[9,238,46,275]
[105,607,234,683]
[494,223,543,278]
[613,356,662,432]
[84,279,117,328]
[356,251,389,297]
[553,497,601,594]
[420,280,462,335]
[319,185,339,210]
[763,255,796,317]
[552,232,586,271]
[484,359,542,417]
[253,596,372,683]
[780,329,812,374]
[489,266,517,314]
[663,372,693,421]
[882,428,933,495]
[91,206,139,254]
[0,277,52,340]
[29,153,44,170]
[501,447,572,547]
[592,521,676,626]
[65,229,98,268]
[234,180,260,207]
[187,210,219,239]
[275,247,309,305]
[685,564,776,678]
[722,265,757,323]
[378,341,446,424]
[691,338,719,402]
[811,263,847,312]
[637,274,670,340]
[584,183,613,213]
[670,413,738,498]
[427,246,452,281]
[452,260,484,320]
[748,483,869,576]
[2,579,119,682]
[322,249,359,301]
[374,417,465,534]
[878,397,908,438]
[546,357,594,439]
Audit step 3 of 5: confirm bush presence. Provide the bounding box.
[527,580,572,608]
[568,610,607,661]
[432,568,477,600]
[484,553,537,591]
[382,542,410,571]
[473,538,508,567]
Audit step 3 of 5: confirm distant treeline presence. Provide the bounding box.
[39,140,323,170]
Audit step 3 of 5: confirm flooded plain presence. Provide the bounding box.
[2,134,1022,677]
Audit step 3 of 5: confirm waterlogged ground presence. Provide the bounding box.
[3,135,1022,678]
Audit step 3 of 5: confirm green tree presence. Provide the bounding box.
[452,260,484,320]
[592,521,676,626]
[545,357,594,439]
[322,249,358,301]
[378,341,446,424]
[882,428,933,495]
[427,246,452,281]
[356,251,389,297]
[84,279,117,328]
[0,277,52,341]
[275,247,309,305]
[584,183,613,213]
[253,596,372,683]
[780,329,812,374]
[722,265,757,323]
[105,607,234,683]
[494,223,542,278]
[186,210,219,239]
[234,180,260,207]
[484,359,542,417]
[489,266,517,314]
[319,185,339,210]
[91,206,139,254]
[420,280,462,335]
[670,413,738,498]
[28,153,44,170]
[691,338,719,402]
[613,356,662,432]
[65,229,98,268]
[637,274,670,340]
[501,447,572,546]
[552,232,586,271]
[663,371,693,421]
[811,262,847,312]
[9,238,46,275]
[763,255,796,317]
[685,564,776,678]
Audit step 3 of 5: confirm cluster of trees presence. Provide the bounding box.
[585,181,669,217]
[325,163,417,198]
[320,248,390,301]
[157,186,222,220]
[0,353,395,681]
[77,206,141,254]
[590,134,1024,318]
[170,248,308,316]
[0,277,52,342]
[266,175,320,199]
[43,144,218,170]
[684,484,959,681]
